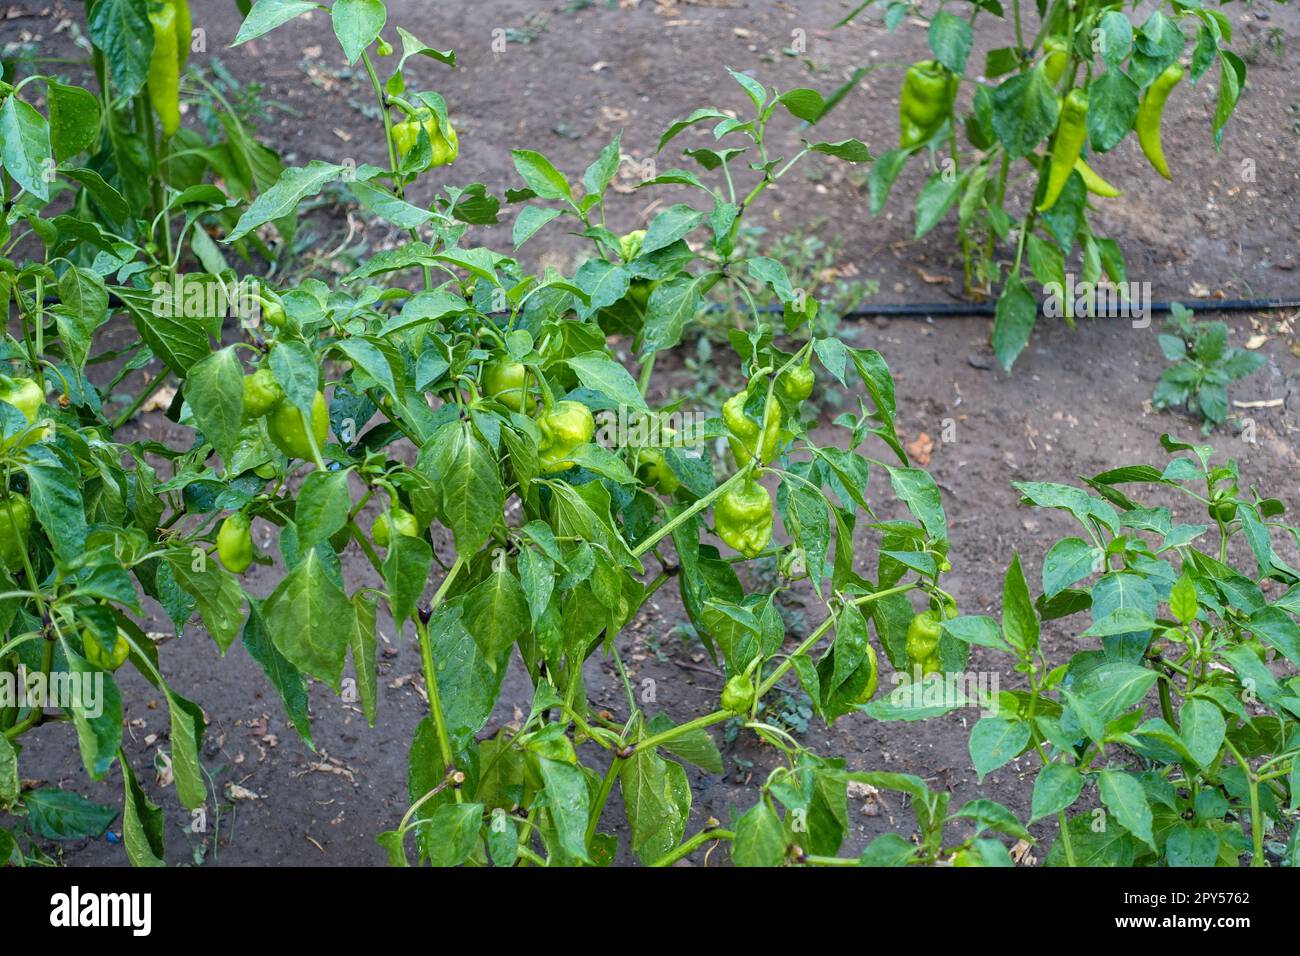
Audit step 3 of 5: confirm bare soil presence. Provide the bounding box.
[4,0,1299,866]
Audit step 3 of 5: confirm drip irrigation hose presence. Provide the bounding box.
[51,292,1300,323]
[836,296,1300,320]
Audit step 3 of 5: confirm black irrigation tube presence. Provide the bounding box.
[831,297,1300,320]
[52,293,1300,323]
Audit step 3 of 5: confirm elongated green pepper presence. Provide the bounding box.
[1137,63,1184,180]
[147,3,181,137]
[1036,88,1088,212]
[171,0,192,70]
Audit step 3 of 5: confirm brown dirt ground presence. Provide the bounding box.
[4,0,1299,866]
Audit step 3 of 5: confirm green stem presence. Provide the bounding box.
[1224,739,1266,866]
[112,369,171,430]
[650,827,735,867]
[630,709,731,756]
[803,853,860,867]
[415,605,464,804]
[630,466,752,559]
[515,845,546,867]
[585,758,621,847]
[757,583,918,697]
[1058,810,1077,866]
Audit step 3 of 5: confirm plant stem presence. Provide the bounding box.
[630,709,731,755]
[650,827,735,867]
[630,466,751,559]
[112,369,171,429]
[585,758,621,847]
[415,608,464,804]
[803,853,861,867]
[757,583,917,697]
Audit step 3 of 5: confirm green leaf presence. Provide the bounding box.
[1001,551,1040,653]
[424,421,503,557]
[641,273,707,356]
[645,714,724,774]
[331,0,387,64]
[165,687,207,811]
[1249,606,1300,668]
[582,133,622,199]
[990,70,1058,159]
[732,801,786,867]
[1087,69,1140,153]
[242,599,314,748]
[22,446,89,561]
[348,179,435,229]
[382,533,432,628]
[24,788,117,840]
[1098,769,1156,851]
[227,161,347,242]
[350,593,378,727]
[1179,697,1225,768]
[234,0,320,46]
[928,10,973,74]
[1043,537,1101,598]
[513,206,562,249]
[914,171,961,239]
[511,149,571,201]
[940,614,1011,652]
[87,0,154,96]
[564,352,649,412]
[462,567,528,668]
[778,88,825,122]
[54,266,109,371]
[1081,606,1157,637]
[264,548,353,691]
[294,468,353,550]
[0,735,17,808]
[121,756,165,867]
[1213,51,1244,148]
[573,259,630,317]
[1029,762,1084,823]
[1064,662,1158,744]
[486,813,519,866]
[117,285,219,376]
[969,716,1031,781]
[536,757,591,864]
[1166,824,1220,866]
[422,802,484,867]
[859,831,918,866]
[185,347,245,464]
[808,139,872,162]
[0,95,51,203]
[642,203,707,256]
[621,750,691,864]
[868,148,909,215]
[62,642,122,780]
[953,798,1031,840]
[1170,572,1198,625]
[886,466,947,540]
[1097,11,1134,66]
[428,602,507,753]
[991,276,1037,371]
[166,550,247,654]
[47,81,101,162]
